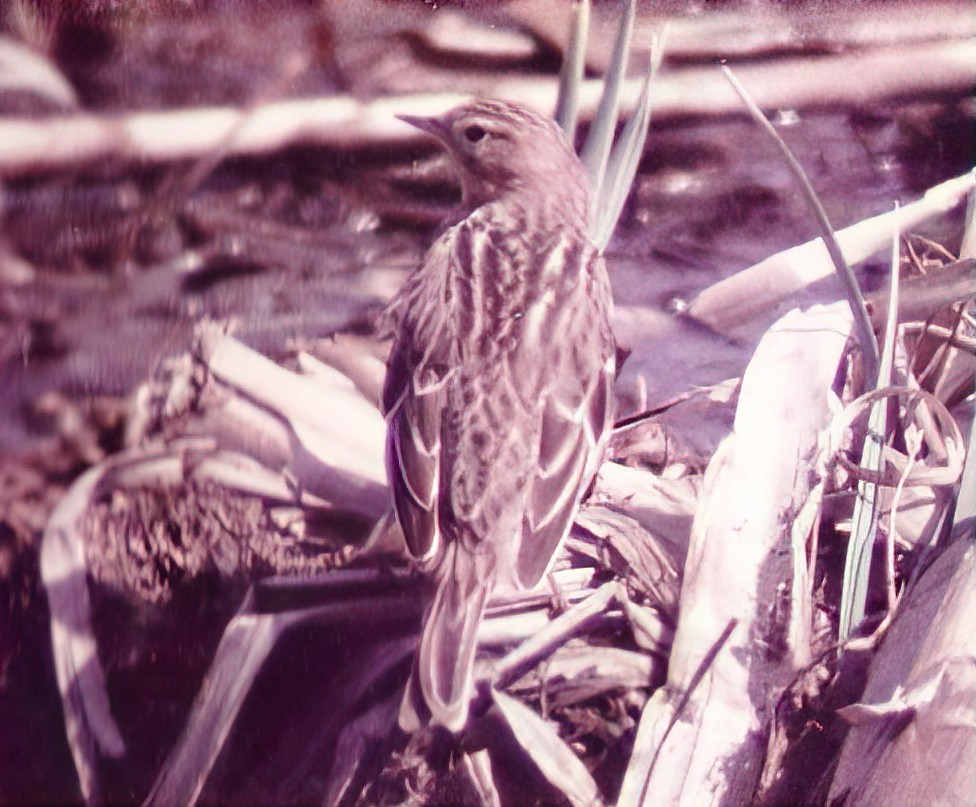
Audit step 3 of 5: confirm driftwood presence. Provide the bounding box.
[686,173,975,341]
[0,38,973,177]
[829,535,976,806]
[619,303,854,807]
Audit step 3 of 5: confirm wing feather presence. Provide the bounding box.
[517,360,613,589]
[382,238,457,561]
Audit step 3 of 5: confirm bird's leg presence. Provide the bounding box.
[545,568,573,616]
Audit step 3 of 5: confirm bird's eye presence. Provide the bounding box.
[463,125,487,143]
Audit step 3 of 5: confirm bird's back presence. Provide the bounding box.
[386,200,614,591]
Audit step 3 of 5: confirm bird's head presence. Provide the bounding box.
[398,100,588,213]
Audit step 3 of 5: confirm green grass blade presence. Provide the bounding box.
[960,168,976,260]
[877,213,901,391]
[594,29,666,252]
[580,0,636,204]
[555,0,590,140]
[722,64,880,390]
[839,210,901,642]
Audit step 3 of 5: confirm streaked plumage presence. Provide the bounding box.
[384,100,615,732]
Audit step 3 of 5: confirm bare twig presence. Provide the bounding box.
[493,581,620,690]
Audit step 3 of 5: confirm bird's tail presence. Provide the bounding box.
[399,542,494,733]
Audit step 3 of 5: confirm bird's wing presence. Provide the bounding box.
[516,319,615,589]
[382,248,455,562]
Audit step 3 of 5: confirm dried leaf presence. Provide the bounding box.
[491,688,604,807]
[145,597,294,807]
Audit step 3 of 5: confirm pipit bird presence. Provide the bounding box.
[385,100,615,733]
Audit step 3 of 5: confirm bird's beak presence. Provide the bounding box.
[396,113,450,141]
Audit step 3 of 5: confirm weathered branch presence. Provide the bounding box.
[1,39,972,177]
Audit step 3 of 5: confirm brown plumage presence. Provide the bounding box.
[384,100,615,733]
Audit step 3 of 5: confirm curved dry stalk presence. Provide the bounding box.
[0,34,76,105]
[834,386,966,488]
[40,439,220,804]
